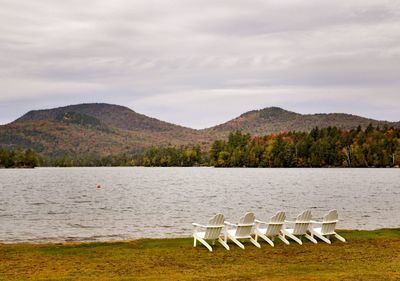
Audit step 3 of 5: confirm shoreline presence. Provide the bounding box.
[1,166,400,169]
[1,228,399,245]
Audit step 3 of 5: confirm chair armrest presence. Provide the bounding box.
[311,220,338,224]
[224,221,237,227]
[255,219,268,224]
[192,223,207,228]
[285,220,296,223]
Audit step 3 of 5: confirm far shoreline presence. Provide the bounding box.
[1,165,399,169]
[2,228,399,245]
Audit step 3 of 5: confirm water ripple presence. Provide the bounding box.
[0,167,399,243]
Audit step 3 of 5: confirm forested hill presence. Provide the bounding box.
[15,103,193,132]
[0,103,399,160]
[206,107,400,137]
[0,103,207,158]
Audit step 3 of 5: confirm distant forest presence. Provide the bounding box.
[0,148,40,168]
[1,125,400,168]
[208,125,400,168]
[141,125,400,168]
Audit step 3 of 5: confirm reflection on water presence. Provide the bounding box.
[0,167,399,243]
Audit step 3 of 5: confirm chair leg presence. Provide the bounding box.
[193,237,197,247]
[278,234,290,245]
[291,235,303,245]
[319,235,331,244]
[305,233,318,244]
[310,230,331,244]
[282,230,302,245]
[196,237,213,252]
[228,234,245,249]
[256,231,274,247]
[334,233,346,242]
[218,237,230,250]
[250,237,261,248]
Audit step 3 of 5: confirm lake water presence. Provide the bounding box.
[0,167,399,243]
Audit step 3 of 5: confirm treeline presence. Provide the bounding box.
[141,145,205,166]
[41,153,140,167]
[2,125,400,168]
[39,146,205,167]
[210,125,400,167]
[0,148,40,168]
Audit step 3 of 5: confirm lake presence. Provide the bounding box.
[0,167,399,243]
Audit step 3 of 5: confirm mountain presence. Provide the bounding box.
[206,107,400,137]
[0,103,398,158]
[15,103,190,133]
[1,103,208,157]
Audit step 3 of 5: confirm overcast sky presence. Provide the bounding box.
[0,0,399,128]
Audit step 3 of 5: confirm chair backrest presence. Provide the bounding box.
[265,211,286,236]
[293,210,312,235]
[204,213,225,239]
[235,212,255,237]
[321,209,339,235]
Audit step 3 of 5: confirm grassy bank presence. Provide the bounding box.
[1,229,400,280]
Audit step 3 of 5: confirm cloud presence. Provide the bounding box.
[132,86,400,128]
[0,0,399,127]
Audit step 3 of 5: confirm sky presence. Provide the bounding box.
[0,0,399,129]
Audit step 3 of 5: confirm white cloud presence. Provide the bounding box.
[0,0,399,126]
[0,78,105,102]
[134,86,400,128]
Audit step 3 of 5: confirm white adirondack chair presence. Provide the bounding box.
[224,212,261,249]
[309,209,346,244]
[282,210,317,245]
[254,211,290,247]
[192,213,230,252]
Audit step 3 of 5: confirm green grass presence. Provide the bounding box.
[1,229,400,280]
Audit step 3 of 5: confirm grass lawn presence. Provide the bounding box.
[1,229,400,280]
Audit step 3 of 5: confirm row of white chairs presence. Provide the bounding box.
[192,209,346,252]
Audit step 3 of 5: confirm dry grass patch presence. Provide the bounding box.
[1,229,399,280]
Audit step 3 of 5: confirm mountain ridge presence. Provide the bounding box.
[1,103,208,157]
[1,103,399,157]
[207,106,399,136]
[14,103,195,132]
[9,103,400,131]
